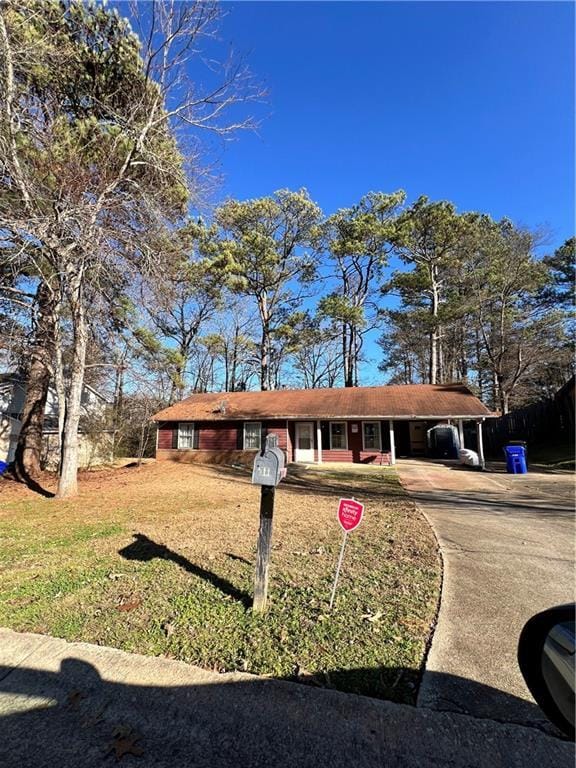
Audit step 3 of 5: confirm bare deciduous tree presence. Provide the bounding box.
[0,0,261,495]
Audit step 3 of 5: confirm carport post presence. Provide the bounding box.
[477,419,485,470]
[389,420,396,465]
[457,419,465,449]
[316,420,322,464]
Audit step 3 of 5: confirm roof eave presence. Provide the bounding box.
[153,412,497,422]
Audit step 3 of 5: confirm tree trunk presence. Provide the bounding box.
[498,376,510,415]
[344,324,354,387]
[429,269,440,385]
[14,280,56,481]
[137,419,146,466]
[258,295,271,391]
[230,326,238,392]
[53,304,66,470]
[223,340,230,392]
[260,325,269,391]
[352,328,360,387]
[56,281,88,499]
[111,361,124,461]
[231,323,242,392]
[491,368,499,412]
[437,323,444,382]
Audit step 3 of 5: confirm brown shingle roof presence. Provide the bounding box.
[153,384,496,422]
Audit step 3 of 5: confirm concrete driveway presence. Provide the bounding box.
[397,460,575,731]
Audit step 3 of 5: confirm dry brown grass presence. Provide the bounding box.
[0,461,440,703]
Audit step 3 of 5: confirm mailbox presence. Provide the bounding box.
[252,435,286,486]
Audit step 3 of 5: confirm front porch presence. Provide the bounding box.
[288,418,486,468]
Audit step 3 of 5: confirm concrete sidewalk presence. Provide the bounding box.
[0,629,573,767]
[397,460,575,730]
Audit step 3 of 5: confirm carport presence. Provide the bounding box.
[390,417,489,467]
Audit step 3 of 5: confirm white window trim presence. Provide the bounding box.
[362,421,382,451]
[178,422,195,450]
[329,421,348,450]
[243,421,262,450]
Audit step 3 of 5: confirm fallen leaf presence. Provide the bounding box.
[6,597,36,606]
[67,690,86,707]
[361,610,383,623]
[116,599,141,613]
[162,622,175,637]
[323,671,335,688]
[295,665,323,687]
[108,728,144,761]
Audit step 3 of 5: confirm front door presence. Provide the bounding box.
[295,422,315,463]
[409,421,427,455]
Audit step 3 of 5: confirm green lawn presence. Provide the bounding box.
[0,462,440,704]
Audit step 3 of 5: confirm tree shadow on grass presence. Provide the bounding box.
[3,467,55,498]
[118,533,251,609]
[225,552,252,566]
[209,463,401,503]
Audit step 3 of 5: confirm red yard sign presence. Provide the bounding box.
[337,498,364,532]
[330,497,365,609]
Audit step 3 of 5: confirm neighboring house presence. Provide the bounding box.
[152,383,496,466]
[0,373,113,468]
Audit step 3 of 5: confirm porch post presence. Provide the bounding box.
[457,419,465,449]
[316,420,322,464]
[477,419,485,470]
[389,420,396,465]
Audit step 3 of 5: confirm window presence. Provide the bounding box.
[243,421,261,450]
[178,422,195,449]
[329,422,347,450]
[363,421,381,451]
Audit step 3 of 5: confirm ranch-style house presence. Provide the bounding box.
[152,383,496,467]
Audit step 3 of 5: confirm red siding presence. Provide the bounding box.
[156,419,288,456]
[157,422,175,449]
[156,418,391,464]
[198,420,238,450]
[197,420,287,451]
[319,421,391,464]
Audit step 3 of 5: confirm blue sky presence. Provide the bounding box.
[212,1,574,245]
[200,1,574,383]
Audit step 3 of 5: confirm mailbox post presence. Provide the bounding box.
[252,433,286,612]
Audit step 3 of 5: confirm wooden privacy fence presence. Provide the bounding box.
[484,378,575,456]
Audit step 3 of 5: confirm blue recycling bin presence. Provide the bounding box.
[504,445,528,474]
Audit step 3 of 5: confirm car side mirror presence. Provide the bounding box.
[518,604,575,740]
